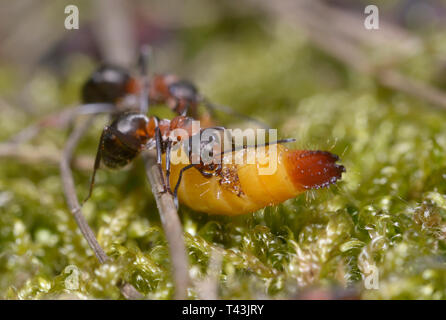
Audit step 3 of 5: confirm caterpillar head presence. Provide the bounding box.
[285,150,346,190]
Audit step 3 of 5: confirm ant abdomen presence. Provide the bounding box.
[82,65,131,104]
[100,113,151,169]
[101,133,137,169]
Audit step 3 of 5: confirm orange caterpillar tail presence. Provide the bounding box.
[168,144,346,215]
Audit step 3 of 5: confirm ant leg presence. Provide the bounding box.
[198,169,214,178]
[155,125,168,193]
[168,98,184,116]
[77,103,116,115]
[245,138,296,149]
[234,138,296,152]
[179,100,190,117]
[61,117,142,298]
[165,140,173,194]
[60,116,109,263]
[82,124,150,205]
[82,128,106,205]
[138,45,152,114]
[216,138,296,158]
[206,126,226,131]
[199,127,226,145]
[138,44,152,76]
[7,103,115,145]
[173,164,194,209]
[200,126,228,159]
[201,126,229,143]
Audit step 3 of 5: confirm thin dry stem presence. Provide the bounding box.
[60,116,142,300]
[60,116,109,264]
[0,143,94,170]
[142,150,190,300]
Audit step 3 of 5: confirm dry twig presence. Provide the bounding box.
[60,116,108,264]
[60,115,142,299]
[0,143,93,170]
[142,150,190,300]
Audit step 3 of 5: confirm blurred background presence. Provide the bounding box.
[1,0,446,299]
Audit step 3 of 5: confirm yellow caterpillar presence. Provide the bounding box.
[166,144,345,215]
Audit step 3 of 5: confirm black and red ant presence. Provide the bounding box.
[83,111,218,206]
[81,48,225,207]
[81,57,269,126]
[9,47,268,147]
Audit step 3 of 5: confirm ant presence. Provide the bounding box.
[84,111,217,205]
[81,58,269,127]
[9,47,267,146]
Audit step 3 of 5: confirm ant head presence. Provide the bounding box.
[149,74,179,101]
[168,80,198,101]
[169,116,194,137]
[145,117,170,139]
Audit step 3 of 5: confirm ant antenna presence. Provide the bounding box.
[201,98,271,130]
[138,44,153,114]
[218,138,296,157]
